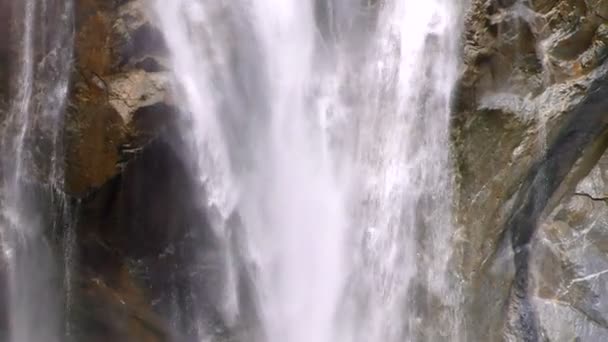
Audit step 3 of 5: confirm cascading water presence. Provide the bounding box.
[153,0,463,341]
[340,1,462,341]
[0,0,74,341]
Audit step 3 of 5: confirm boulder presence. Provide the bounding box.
[66,0,174,196]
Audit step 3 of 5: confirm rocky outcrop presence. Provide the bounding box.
[70,124,227,341]
[66,0,172,196]
[63,0,186,340]
[455,0,608,340]
[0,0,233,340]
[534,151,608,341]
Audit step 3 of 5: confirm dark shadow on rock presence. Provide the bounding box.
[501,72,608,340]
[71,120,231,341]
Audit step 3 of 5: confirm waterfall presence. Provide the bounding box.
[331,1,462,340]
[153,0,462,341]
[0,0,74,341]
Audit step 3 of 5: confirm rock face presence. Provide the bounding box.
[455,0,608,340]
[66,0,171,196]
[70,125,227,341]
[62,0,198,340]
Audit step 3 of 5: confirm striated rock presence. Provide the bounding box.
[532,149,608,340]
[455,0,608,340]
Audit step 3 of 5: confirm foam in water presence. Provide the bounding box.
[153,0,462,340]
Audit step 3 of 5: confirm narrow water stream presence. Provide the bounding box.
[0,1,74,341]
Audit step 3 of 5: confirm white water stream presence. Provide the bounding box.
[154,1,462,341]
[0,1,74,341]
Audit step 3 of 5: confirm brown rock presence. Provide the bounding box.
[65,0,172,196]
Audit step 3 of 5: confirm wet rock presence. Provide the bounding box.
[455,0,608,340]
[62,2,178,337]
[531,150,608,340]
[107,70,170,123]
[71,121,232,341]
[66,0,174,196]
[113,0,169,71]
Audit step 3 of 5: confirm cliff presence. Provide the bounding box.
[456,0,608,340]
